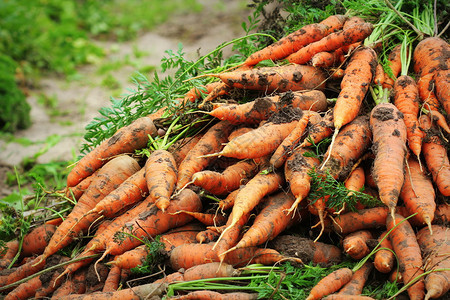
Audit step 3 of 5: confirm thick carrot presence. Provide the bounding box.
[172,211,227,227]
[373,231,395,274]
[342,230,373,260]
[386,213,425,300]
[41,155,140,262]
[370,102,407,219]
[192,159,260,195]
[270,111,312,168]
[286,23,374,65]
[67,116,157,187]
[216,64,327,92]
[393,75,424,158]
[4,273,42,300]
[332,206,389,235]
[176,120,235,190]
[306,267,354,300]
[145,149,178,211]
[170,290,258,300]
[333,47,377,131]
[320,115,372,181]
[435,69,450,115]
[416,225,450,300]
[196,229,220,244]
[243,15,347,66]
[106,245,148,270]
[420,114,450,196]
[226,192,298,253]
[21,223,56,257]
[102,265,121,292]
[383,44,402,90]
[284,147,320,215]
[401,157,436,232]
[338,261,373,295]
[300,109,334,148]
[271,235,342,266]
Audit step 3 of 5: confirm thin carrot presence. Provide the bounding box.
[374,63,385,86]
[176,120,235,190]
[40,155,140,262]
[401,156,436,232]
[0,240,19,270]
[338,261,373,295]
[373,231,395,274]
[171,211,227,227]
[311,49,344,68]
[286,23,374,65]
[370,102,407,219]
[416,225,450,300]
[435,69,450,115]
[243,15,347,66]
[342,230,373,260]
[3,273,42,300]
[102,265,121,292]
[67,116,157,187]
[145,149,178,211]
[183,81,224,104]
[0,254,46,291]
[196,229,220,244]
[21,223,56,257]
[383,44,402,90]
[386,213,425,300]
[284,147,320,215]
[420,114,450,196]
[300,109,334,148]
[323,295,375,300]
[306,267,354,300]
[50,268,86,299]
[170,290,258,300]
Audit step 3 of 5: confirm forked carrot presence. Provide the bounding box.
[306,267,354,300]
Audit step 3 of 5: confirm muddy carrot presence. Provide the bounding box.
[306,267,354,300]
[342,230,373,260]
[300,109,334,148]
[332,206,389,235]
[373,231,395,274]
[338,261,373,295]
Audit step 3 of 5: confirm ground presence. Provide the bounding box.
[0,0,253,198]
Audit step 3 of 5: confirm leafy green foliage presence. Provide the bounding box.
[130,236,165,275]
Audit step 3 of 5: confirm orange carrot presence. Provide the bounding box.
[21,223,56,257]
[106,245,149,270]
[370,102,407,219]
[386,213,425,300]
[0,240,19,270]
[320,115,372,181]
[3,273,42,300]
[383,44,402,90]
[102,265,121,292]
[344,166,365,209]
[306,267,354,300]
[196,229,220,244]
[243,15,347,66]
[145,149,178,211]
[171,134,203,167]
[270,111,312,168]
[311,49,344,68]
[41,155,140,262]
[338,261,373,295]
[393,75,424,158]
[65,170,97,201]
[192,159,260,195]
[160,224,201,252]
[176,121,235,190]
[67,116,157,187]
[0,254,46,291]
[323,295,375,300]
[420,114,450,196]
[435,69,450,115]
[373,231,395,274]
[342,230,373,260]
[374,63,385,86]
[183,82,224,104]
[170,290,258,300]
[216,64,327,92]
[284,147,320,215]
[51,268,86,299]
[286,23,373,65]
[332,206,389,235]
[218,189,240,212]
[401,157,436,232]
[300,109,334,148]
[416,225,450,300]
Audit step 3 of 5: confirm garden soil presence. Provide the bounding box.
[0,0,254,198]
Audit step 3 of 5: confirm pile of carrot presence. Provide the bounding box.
[1,7,449,300]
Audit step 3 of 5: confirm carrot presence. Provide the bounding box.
[373,231,395,274]
[344,166,365,209]
[374,63,385,86]
[21,223,56,257]
[320,115,372,181]
[333,46,377,132]
[228,127,254,141]
[192,159,260,195]
[311,49,344,68]
[170,290,258,300]
[270,111,312,168]
[370,102,407,219]
[435,69,450,115]
[159,224,201,252]
[145,149,178,211]
[323,295,375,300]
[176,120,235,190]
[41,155,140,262]
[383,44,402,90]
[401,156,436,232]
[243,15,347,66]
[101,265,121,292]
[216,64,327,92]
[225,192,298,253]
[393,75,424,158]
[45,217,63,227]
[209,90,328,125]
[342,230,373,260]
[416,225,450,300]
[34,256,71,298]
[286,23,374,65]
[212,109,303,160]
[3,273,42,300]
[216,171,284,250]
[284,147,320,215]
[106,245,148,270]
[51,268,86,299]
[305,267,354,300]
[172,211,227,227]
[300,109,334,148]
[171,134,203,167]
[271,234,342,266]
[0,254,46,290]
[197,82,232,109]
[65,170,97,201]
[0,240,19,270]
[196,229,220,244]
[386,213,425,300]
[218,189,240,212]
[417,73,442,112]
[67,116,157,187]
[338,261,373,295]
[420,114,450,196]
[332,206,389,235]
[183,81,224,104]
